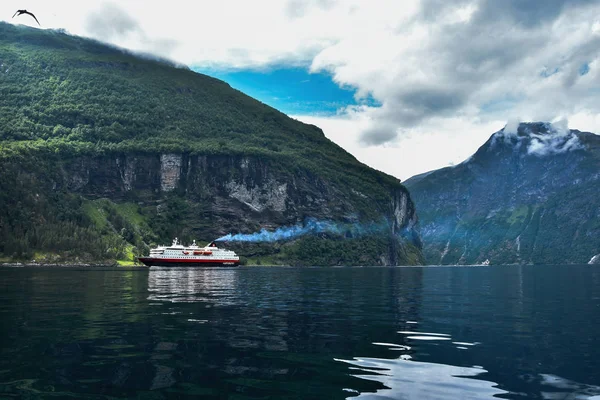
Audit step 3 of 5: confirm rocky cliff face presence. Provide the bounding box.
[1,151,422,265]
[59,153,417,235]
[405,122,600,265]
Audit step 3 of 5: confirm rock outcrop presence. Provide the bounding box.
[160,154,182,192]
[62,153,420,239]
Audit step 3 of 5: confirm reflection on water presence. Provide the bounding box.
[338,326,506,399]
[339,357,505,399]
[538,375,600,400]
[148,266,239,305]
[0,265,599,399]
[341,358,600,400]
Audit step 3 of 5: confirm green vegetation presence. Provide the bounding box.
[0,23,399,203]
[0,23,421,265]
[507,205,531,225]
[231,234,423,266]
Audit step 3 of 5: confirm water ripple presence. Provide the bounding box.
[337,357,507,399]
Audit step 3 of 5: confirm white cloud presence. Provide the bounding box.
[526,119,584,156]
[491,119,585,157]
[3,0,600,179]
[570,111,600,133]
[84,3,141,41]
[504,119,521,137]
[294,113,504,181]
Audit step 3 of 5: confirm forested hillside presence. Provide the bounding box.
[0,23,422,265]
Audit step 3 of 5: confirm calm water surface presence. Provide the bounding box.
[0,265,599,399]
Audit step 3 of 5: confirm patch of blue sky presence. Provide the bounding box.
[480,95,519,113]
[540,66,560,78]
[193,66,379,116]
[539,63,589,79]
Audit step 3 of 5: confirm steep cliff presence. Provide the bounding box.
[0,23,422,265]
[405,122,600,265]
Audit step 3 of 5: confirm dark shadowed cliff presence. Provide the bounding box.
[405,122,600,265]
[0,22,422,265]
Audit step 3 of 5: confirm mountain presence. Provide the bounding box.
[404,122,600,265]
[0,22,422,266]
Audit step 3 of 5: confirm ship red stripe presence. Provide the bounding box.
[139,258,238,263]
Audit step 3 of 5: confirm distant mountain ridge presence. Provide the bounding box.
[0,22,422,265]
[404,122,600,265]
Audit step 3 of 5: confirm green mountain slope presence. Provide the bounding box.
[404,122,600,265]
[0,23,422,265]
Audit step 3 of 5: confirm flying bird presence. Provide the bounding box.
[12,9,40,26]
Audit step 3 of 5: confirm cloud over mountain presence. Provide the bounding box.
[85,3,141,41]
[3,0,599,159]
[309,0,600,144]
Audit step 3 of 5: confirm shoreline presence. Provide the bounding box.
[0,262,147,268]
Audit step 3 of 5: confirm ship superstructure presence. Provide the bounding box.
[138,238,239,267]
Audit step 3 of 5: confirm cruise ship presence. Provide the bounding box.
[138,238,240,267]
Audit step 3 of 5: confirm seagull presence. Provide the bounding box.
[12,9,40,26]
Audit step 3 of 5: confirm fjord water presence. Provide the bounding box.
[0,266,599,399]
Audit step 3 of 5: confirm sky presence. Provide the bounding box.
[2,0,600,180]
